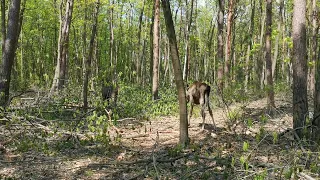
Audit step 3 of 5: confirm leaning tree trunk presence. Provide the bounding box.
[83,0,100,108]
[0,0,21,106]
[152,0,160,100]
[265,0,275,110]
[292,0,308,139]
[51,0,74,93]
[161,0,188,147]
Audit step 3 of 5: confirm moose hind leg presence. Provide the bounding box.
[208,105,216,128]
[188,103,194,127]
[200,97,206,130]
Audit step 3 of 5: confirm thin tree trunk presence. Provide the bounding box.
[217,0,224,94]
[83,0,99,108]
[51,0,74,93]
[161,0,188,147]
[182,0,194,81]
[309,0,318,96]
[257,11,265,90]
[224,0,234,88]
[272,0,283,80]
[265,0,275,109]
[244,0,255,92]
[312,0,320,142]
[109,0,114,69]
[1,0,5,61]
[136,0,145,84]
[152,0,160,100]
[292,0,308,138]
[149,1,155,84]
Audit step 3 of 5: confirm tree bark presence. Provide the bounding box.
[136,0,145,84]
[272,0,283,80]
[312,0,320,142]
[152,0,160,100]
[182,0,194,81]
[292,0,308,138]
[265,0,275,109]
[149,2,155,85]
[224,0,234,88]
[0,0,21,106]
[244,0,255,92]
[161,0,188,147]
[51,0,74,93]
[83,0,100,108]
[217,0,224,94]
[309,0,318,96]
[1,0,6,59]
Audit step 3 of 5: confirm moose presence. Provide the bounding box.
[186,81,216,130]
[102,84,119,106]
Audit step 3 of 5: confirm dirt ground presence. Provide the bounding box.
[1,94,318,179]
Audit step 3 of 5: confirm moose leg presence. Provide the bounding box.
[208,105,216,128]
[188,103,194,127]
[200,96,206,130]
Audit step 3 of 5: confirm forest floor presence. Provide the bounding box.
[0,93,319,179]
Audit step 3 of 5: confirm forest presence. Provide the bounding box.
[0,0,320,179]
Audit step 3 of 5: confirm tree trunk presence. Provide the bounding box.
[182,0,194,81]
[161,0,188,147]
[109,0,114,70]
[265,0,275,109]
[224,0,234,88]
[1,0,5,60]
[292,0,308,138]
[216,0,224,94]
[136,0,145,84]
[309,0,318,96]
[272,0,283,80]
[244,0,255,92]
[51,0,74,93]
[0,0,21,106]
[149,1,155,85]
[152,0,160,100]
[256,1,265,90]
[312,0,320,142]
[83,0,99,108]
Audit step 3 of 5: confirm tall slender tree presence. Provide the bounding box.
[312,0,320,141]
[161,0,188,146]
[217,0,224,93]
[292,0,308,138]
[265,0,275,110]
[224,0,235,88]
[83,0,100,108]
[182,0,194,81]
[51,0,74,92]
[152,0,160,100]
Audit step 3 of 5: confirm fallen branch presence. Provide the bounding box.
[123,134,149,139]
[298,172,316,180]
